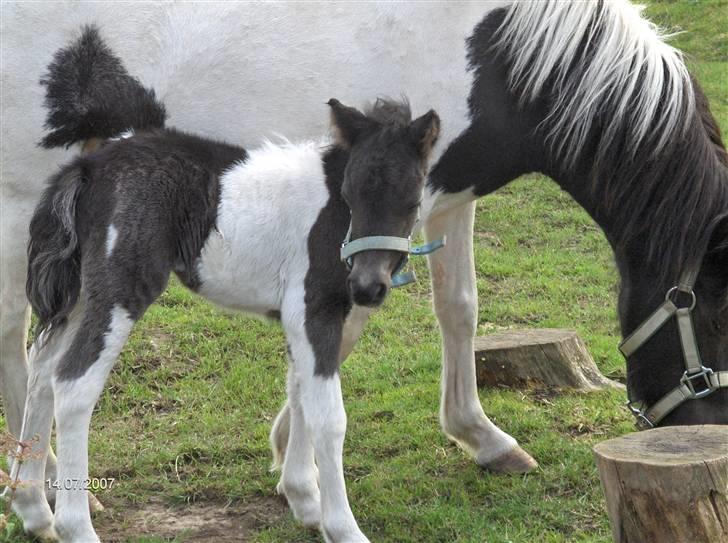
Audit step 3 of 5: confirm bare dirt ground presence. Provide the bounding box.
[95,495,288,542]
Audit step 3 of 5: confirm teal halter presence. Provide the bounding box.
[340,212,446,287]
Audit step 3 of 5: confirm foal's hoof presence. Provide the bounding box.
[277,481,322,528]
[481,446,538,473]
[31,525,60,543]
[88,492,105,513]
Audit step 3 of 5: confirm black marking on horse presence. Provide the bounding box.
[429,6,728,425]
[40,25,166,149]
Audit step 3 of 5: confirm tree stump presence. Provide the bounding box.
[594,425,728,543]
[474,329,622,390]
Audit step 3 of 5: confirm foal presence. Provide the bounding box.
[14,28,439,543]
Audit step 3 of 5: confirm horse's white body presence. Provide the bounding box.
[1,2,522,541]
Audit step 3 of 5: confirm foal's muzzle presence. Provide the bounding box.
[347,272,389,307]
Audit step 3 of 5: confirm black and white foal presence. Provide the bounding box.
[13,30,440,543]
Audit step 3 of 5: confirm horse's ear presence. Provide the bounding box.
[328,99,372,149]
[409,109,440,159]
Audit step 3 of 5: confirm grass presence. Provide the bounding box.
[1,2,725,542]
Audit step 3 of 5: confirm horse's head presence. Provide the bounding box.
[328,98,440,307]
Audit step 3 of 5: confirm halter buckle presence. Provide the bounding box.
[681,366,716,399]
[626,400,654,429]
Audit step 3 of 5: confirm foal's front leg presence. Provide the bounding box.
[425,202,537,472]
[283,301,368,543]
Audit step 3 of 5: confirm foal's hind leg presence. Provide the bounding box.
[51,301,136,542]
[11,304,86,541]
[426,202,536,472]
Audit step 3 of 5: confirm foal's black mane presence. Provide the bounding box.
[364,97,412,127]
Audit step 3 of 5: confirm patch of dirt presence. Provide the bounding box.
[95,495,288,542]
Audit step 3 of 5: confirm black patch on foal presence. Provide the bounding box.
[304,147,353,377]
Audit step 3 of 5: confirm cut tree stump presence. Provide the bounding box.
[594,425,728,543]
[474,328,622,390]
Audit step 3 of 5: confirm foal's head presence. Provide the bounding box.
[328,98,440,307]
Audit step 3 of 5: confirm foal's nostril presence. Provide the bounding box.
[372,282,387,303]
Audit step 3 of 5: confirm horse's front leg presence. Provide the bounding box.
[282,299,368,543]
[425,201,537,472]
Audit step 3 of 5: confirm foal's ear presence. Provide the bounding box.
[328,99,373,149]
[409,110,440,158]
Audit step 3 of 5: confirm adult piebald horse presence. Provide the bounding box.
[1,0,726,531]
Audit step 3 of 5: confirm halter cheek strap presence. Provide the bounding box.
[620,268,728,429]
[339,212,446,287]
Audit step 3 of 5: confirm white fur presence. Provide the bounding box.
[108,128,135,141]
[496,0,694,167]
[282,290,366,542]
[105,224,118,258]
[197,140,329,313]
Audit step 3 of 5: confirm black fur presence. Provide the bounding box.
[29,128,246,379]
[26,162,86,338]
[40,25,166,149]
[305,147,353,377]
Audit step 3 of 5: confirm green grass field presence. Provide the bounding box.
[2,1,726,541]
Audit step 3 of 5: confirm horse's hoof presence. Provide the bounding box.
[481,446,538,473]
[88,492,105,513]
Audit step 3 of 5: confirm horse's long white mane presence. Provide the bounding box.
[496,0,695,167]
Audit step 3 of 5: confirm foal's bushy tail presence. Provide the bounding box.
[40,24,166,149]
[26,163,86,339]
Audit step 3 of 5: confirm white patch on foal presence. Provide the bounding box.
[105,224,118,257]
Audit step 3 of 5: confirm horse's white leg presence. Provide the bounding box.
[426,202,537,472]
[52,304,134,542]
[273,305,372,528]
[283,299,368,543]
[0,251,32,442]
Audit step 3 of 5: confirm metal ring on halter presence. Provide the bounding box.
[665,286,697,310]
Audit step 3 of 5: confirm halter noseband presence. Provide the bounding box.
[340,210,446,287]
[619,268,728,429]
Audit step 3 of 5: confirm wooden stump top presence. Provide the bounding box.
[594,425,728,465]
[474,328,580,348]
